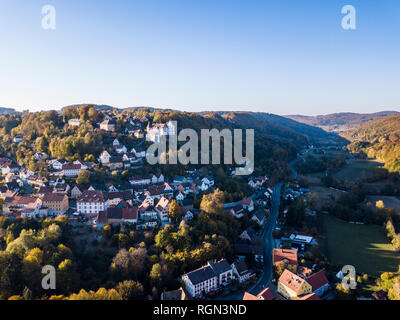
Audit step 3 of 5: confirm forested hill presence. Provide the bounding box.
[201,111,344,146]
[0,107,17,115]
[346,114,400,173]
[286,111,398,133]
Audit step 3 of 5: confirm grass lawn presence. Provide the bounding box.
[333,159,383,183]
[321,214,399,277]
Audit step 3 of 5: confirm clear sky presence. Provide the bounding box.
[0,0,399,115]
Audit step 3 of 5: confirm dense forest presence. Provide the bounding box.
[346,114,400,173]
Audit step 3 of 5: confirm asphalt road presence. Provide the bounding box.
[248,182,283,295]
[248,157,299,296]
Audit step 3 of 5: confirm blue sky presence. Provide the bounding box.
[0,0,399,115]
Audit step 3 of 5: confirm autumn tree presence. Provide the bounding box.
[168,200,182,224]
[200,188,225,215]
[76,170,91,185]
[116,280,144,300]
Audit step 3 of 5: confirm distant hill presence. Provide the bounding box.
[61,104,118,113]
[285,111,399,134]
[0,107,17,115]
[201,111,345,146]
[346,114,400,172]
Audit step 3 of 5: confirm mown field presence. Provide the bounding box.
[333,159,383,182]
[321,214,400,277]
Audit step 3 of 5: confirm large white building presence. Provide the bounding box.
[182,260,233,298]
[62,163,82,177]
[146,121,176,143]
[77,190,109,218]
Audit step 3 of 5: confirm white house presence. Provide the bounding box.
[99,151,111,164]
[155,196,170,222]
[131,147,146,158]
[242,197,254,212]
[176,191,185,202]
[231,259,256,283]
[52,159,67,170]
[68,119,81,127]
[115,145,127,154]
[145,121,176,143]
[150,173,164,184]
[13,136,23,143]
[73,160,88,170]
[200,176,214,191]
[182,260,233,298]
[62,164,82,177]
[113,139,120,147]
[19,169,35,181]
[34,152,48,161]
[77,190,109,218]
[71,185,85,199]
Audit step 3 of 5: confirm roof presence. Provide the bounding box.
[279,269,308,294]
[4,195,36,206]
[155,196,170,210]
[273,248,298,266]
[298,266,313,278]
[109,156,123,163]
[253,209,266,220]
[208,259,231,275]
[42,193,67,202]
[77,190,107,203]
[242,292,259,300]
[101,119,116,125]
[234,243,263,256]
[186,266,216,285]
[257,288,275,300]
[233,259,249,276]
[62,163,81,170]
[107,190,132,200]
[294,293,321,300]
[97,207,138,223]
[242,197,253,205]
[306,270,329,291]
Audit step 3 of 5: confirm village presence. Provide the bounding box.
[0,111,340,301]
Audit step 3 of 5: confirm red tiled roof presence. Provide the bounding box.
[77,190,106,203]
[306,270,329,291]
[273,248,298,266]
[122,207,138,220]
[243,292,259,300]
[62,163,81,170]
[42,193,67,202]
[257,288,275,300]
